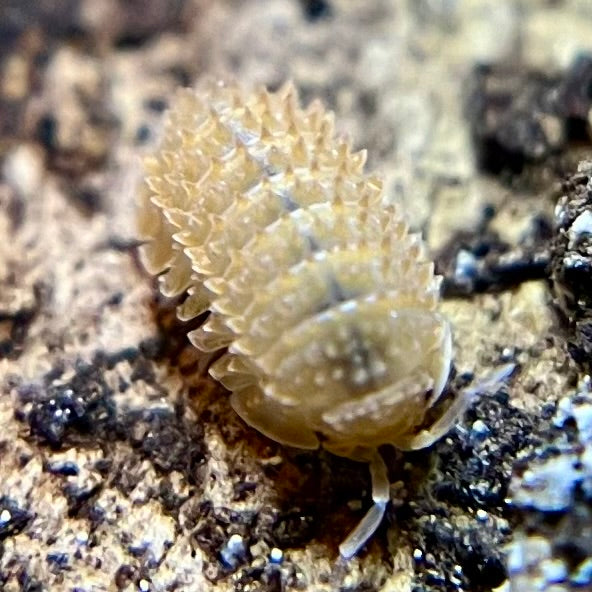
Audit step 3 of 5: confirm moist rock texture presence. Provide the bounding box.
[1,1,592,591]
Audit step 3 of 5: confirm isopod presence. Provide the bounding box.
[137,79,462,558]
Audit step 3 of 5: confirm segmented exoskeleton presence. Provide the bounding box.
[138,80,459,557]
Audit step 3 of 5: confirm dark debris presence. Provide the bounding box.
[46,551,70,572]
[431,387,537,511]
[16,348,207,505]
[186,454,365,584]
[192,501,256,581]
[70,184,104,215]
[24,361,116,449]
[412,518,506,591]
[467,55,592,177]
[400,372,542,591]
[44,459,80,477]
[0,496,32,541]
[269,507,317,549]
[0,281,46,361]
[64,481,103,519]
[37,105,119,181]
[299,0,332,22]
[436,207,552,297]
[126,406,205,479]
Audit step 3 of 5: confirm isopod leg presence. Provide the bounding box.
[401,362,517,451]
[339,452,389,559]
[400,386,473,451]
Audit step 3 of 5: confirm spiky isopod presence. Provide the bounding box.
[137,80,461,558]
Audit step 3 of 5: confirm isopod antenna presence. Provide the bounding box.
[339,451,390,559]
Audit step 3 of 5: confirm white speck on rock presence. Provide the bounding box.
[472,420,490,439]
[573,401,592,443]
[0,509,12,525]
[569,210,592,249]
[270,547,283,564]
[476,509,489,522]
[75,530,89,545]
[454,249,478,282]
[220,534,246,568]
[513,455,581,512]
[2,144,45,199]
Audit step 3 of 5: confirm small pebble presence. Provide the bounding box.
[571,557,592,586]
[454,249,478,282]
[476,509,489,522]
[270,547,283,564]
[0,509,12,524]
[220,534,246,568]
[472,419,490,438]
[540,558,567,584]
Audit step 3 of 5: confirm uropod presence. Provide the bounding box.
[137,79,465,558]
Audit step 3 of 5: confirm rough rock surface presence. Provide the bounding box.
[551,161,592,374]
[1,1,592,591]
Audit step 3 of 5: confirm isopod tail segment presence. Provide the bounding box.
[339,361,517,559]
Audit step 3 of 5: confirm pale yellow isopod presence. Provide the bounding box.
[137,79,464,558]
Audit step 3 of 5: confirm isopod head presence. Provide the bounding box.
[225,305,452,459]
